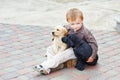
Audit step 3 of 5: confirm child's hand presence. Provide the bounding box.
[86,57,94,62]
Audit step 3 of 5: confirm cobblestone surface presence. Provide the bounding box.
[0,23,120,80]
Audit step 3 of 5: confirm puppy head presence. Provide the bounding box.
[52,25,68,37]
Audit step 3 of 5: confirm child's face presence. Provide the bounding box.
[68,18,83,31]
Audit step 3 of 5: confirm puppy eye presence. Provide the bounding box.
[57,29,59,31]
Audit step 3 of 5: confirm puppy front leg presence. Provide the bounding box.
[59,45,67,53]
[53,44,58,54]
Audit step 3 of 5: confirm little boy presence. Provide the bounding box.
[64,8,98,70]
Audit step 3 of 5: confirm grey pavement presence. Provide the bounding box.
[0,23,120,80]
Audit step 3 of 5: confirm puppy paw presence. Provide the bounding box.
[64,59,77,68]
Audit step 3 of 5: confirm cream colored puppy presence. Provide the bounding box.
[52,25,68,55]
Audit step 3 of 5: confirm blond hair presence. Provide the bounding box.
[66,8,83,22]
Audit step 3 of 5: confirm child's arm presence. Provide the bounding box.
[84,28,98,60]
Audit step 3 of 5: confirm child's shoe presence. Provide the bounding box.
[33,65,43,72]
[33,65,49,75]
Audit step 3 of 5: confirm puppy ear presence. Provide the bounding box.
[63,28,68,36]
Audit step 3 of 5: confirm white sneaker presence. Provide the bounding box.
[33,65,49,75]
[33,65,43,72]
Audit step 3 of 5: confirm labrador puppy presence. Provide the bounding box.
[52,25,68,55]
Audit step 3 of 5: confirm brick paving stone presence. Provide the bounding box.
[0,70,6,76]
[11,60,23,65]
[0,23,120,80]
[0,41,5,46]
[107,69,119,76]
[89,75,106,80]
[50,74,73,80]
[0,58,11,64]
[10,50,24,55]
[0,78,4,80]
[13,64,25,70]
[22,60,39,68]
[0,52,11,59]
[102,69,120,79]
[9,77,20,80]
[4,67,18,73]
[46,69,64,79]
[28,71,42,79]
[100,54,109,60]
[96,65,111,73]
[109,76,120,80]
[14,75,30,80]
[0,72,19,80]
[17,68,32,75]
[19,56,34,63]
[32,76,49,80]
[0,62,13,69]
[112,55,120,61]
[72,75,90,80]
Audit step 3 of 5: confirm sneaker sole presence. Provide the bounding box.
[33,67,40,72]
[33,67,48,75]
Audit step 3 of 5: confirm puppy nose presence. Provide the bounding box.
[52,32,54,35]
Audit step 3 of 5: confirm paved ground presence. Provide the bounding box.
[0,23,120,80]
